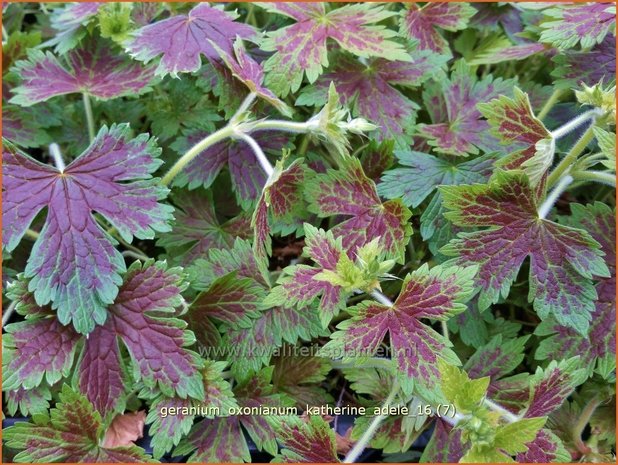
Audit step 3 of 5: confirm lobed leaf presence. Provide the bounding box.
[260,3,410,97]
[2,125,173,334]
[440,170,610,335]
[125,3,255,77]
[324,264,477,394]
[305,157,412,263]
[11,39,156,106]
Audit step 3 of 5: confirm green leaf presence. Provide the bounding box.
[439,361,489,413]
[493,417,547,455]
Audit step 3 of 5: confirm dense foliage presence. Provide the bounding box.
[1,2,616,463]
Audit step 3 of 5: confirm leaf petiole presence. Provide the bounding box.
[538,175,574,219]
[546,123,597,188]
[82,93,96,143]
[343,380,400,463]
[49,143,66,172]
[571,170,616,187]
[537,88,565,121]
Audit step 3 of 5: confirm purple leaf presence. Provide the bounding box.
[2,105,52,148]
[45,2,102,53]
[157,189,252,266]
[171,131,286,209]
[440,171,610,335]
[126,3,256,77]
[296,52,447,146]
[470,3,524,42]
[264,224,349,327]
[535,203,616,371]
[418,61,516,156]
[253,159,309,260]
[400,3,476,53]
[420,420,466,463]
[78,260,204,410]
[78,322,126,415]
[271,416,340,463]
[3,309,80,391]
[260,3,410,97]
[188,272,264,329]
[3,385,151,462]
[305,157,412,262]
[146,360,237,458]
[2,125,174,334]
[552,34,616,89]
[323,264,476,393]
[11,39,156,106]
[5,385,52,417]
[524,358,586,418]
[516,429,571,463]
[176,368,293,461]
[540,3,616,50]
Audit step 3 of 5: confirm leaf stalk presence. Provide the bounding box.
[82,93,96,143]
[546,123,597,188]
[538,175,574,219]
[343,380,399,463]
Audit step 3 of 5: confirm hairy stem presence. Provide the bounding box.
[343,381,399,463]
[250,119,312,134]
[49,143,66,172]
[235,132,274,178]
[538,175,574,219]
[122,250,150,261]
[483,398,519,423]
[547,124,596,188]
[572,396,601,454]
[550,109,601,140]
[571,170,616,187]
[537,89,564,121]
[441,321,450,342]
[2,300,18,327]
[161,125,235,186]
[82,93,96,143]
[369,289,394,306]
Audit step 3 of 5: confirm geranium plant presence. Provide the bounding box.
[1,2,616,463]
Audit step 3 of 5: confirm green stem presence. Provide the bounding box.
[2,300,17,327]
[25,229,40,240]
[538,175,574,219]
[122,250,149,262]
[572,396,601,454]
[571,170,616,187]
[537,89,564,120]
[250,119,312,133]
[546,125,596,189]
[330,358,394,372]
[82,93,96,143]
[297,135,310,157]
[441,321,450,342]
[343,381,399,463]
[161,125,235,186]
